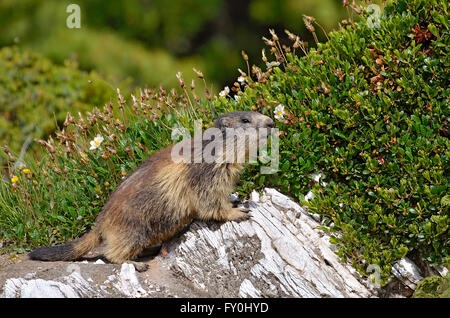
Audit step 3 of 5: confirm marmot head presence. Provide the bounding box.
[210,111,275,164]
[214,111,274,130]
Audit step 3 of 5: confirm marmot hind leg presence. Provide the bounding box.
[102,231,149,272]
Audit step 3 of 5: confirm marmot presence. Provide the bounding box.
[29,111,274,271]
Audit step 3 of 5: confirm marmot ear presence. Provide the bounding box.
[217,116,233,128]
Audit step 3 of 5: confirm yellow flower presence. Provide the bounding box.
[11,176,18,183]
[22,168,31,174]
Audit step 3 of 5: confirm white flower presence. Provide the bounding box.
[266,61,280,69]
[89,134,104,150]
[219,86,230,97]
[274,104,286,120]
[234,94,240,102]
[237,76,246,84]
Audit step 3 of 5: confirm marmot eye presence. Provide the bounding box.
[242,118,250,123]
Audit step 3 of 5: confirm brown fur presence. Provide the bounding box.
[29,111,274,271]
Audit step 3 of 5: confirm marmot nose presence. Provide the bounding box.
[265,118,274,128]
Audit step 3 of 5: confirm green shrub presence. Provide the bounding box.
[413,273,450,298]
[0,0,448,286]
[0,46,116,162]
[216,0,449,284]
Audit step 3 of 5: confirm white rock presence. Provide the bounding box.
[2,277,79,298]
[113,263,147,298]
[173,188,374,297]
[392,257,423,290]
[311,173,328,187]
[251,190,260,203]
[433,265,449,277]
[24,272,36,279]
[239,279,261,298]
[304,191,315,202]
